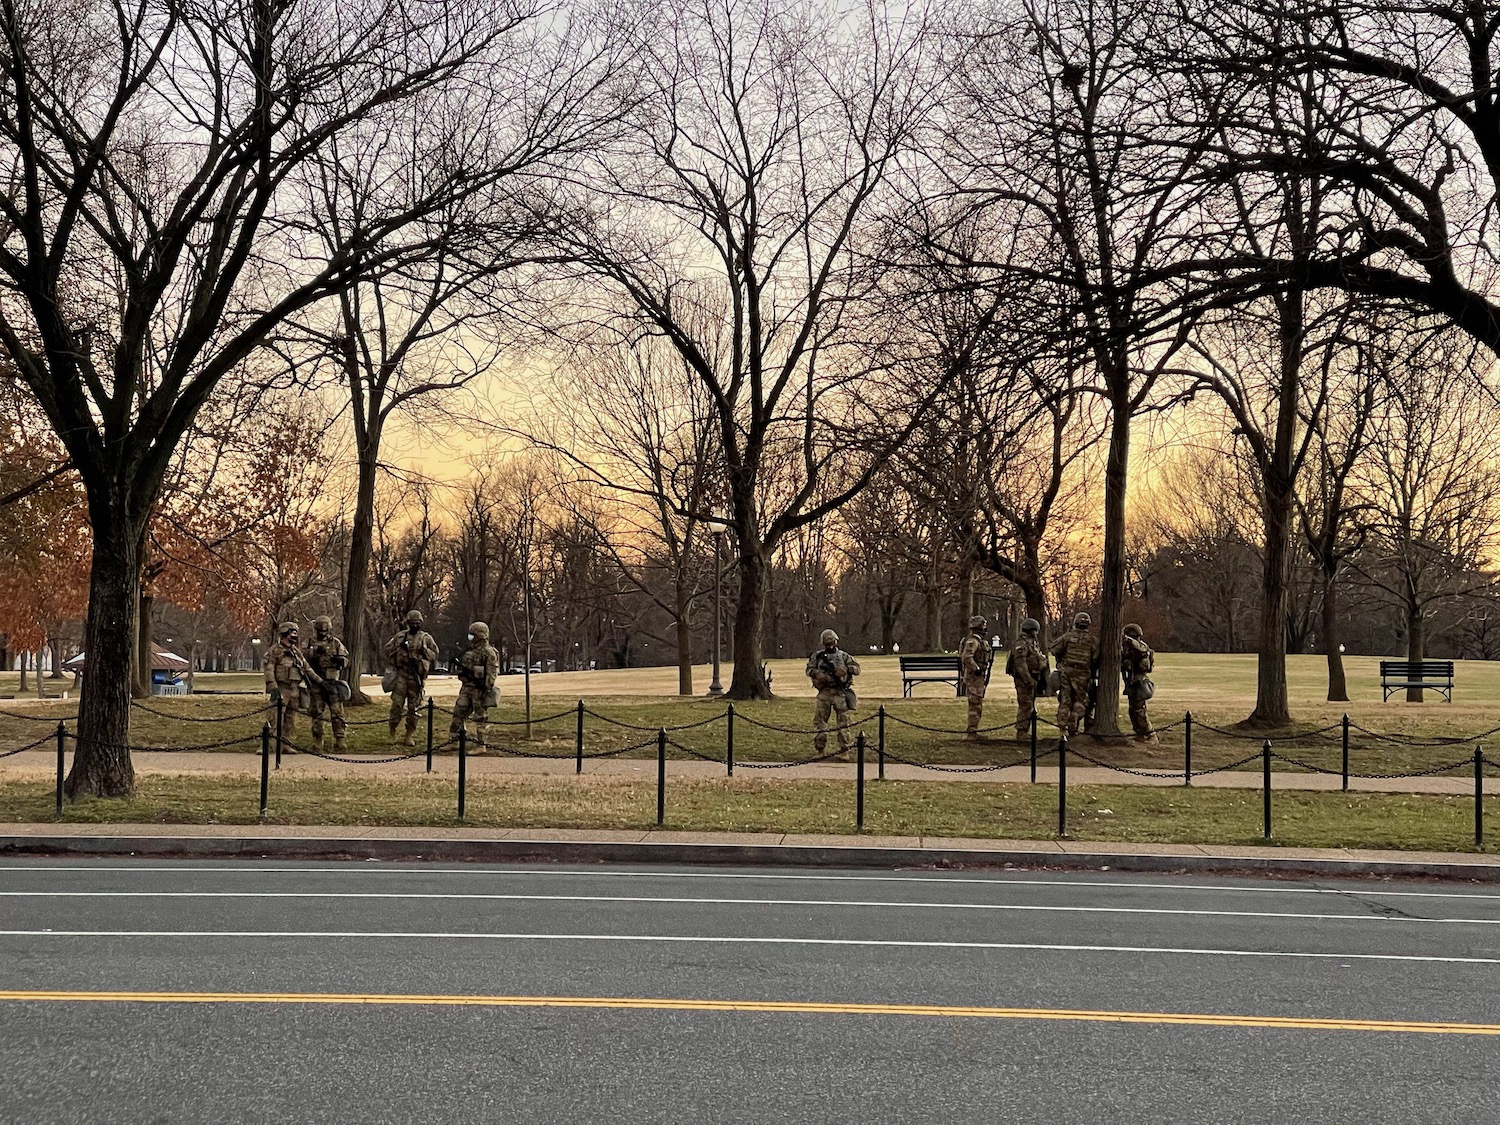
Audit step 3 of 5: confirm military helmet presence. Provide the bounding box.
[404,610,424,627]
[468,621,490,642]
[1020,618,1040,634]
[969,615,987,630]
[278,621,297,637]
[313,615,333,631]
[1073,611,1092,629]
[820,628,839,645]
[1123,623,1144,639]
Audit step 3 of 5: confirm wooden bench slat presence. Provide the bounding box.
[1378,660,1455,702]
[898,655,963,698]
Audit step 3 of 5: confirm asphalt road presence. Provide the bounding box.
[0,860,1497,1124]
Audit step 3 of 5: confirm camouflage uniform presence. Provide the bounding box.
[805,629,861,755]
[1049,613,1099,739]
[957,616,992,738]
[263,624,308,738]
[305,616,349,752]
[1121,625,1156,742]
[1004,619,1049,740]
[384,611,438,746]
[450,622,500,750]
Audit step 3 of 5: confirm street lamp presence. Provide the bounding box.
[705,511,729,697]
[250,637,261,672]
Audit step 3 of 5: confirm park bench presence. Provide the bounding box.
[898,654,963,698]
[1379,660,1455,702]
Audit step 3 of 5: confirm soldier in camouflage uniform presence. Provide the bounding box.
[1049,611,1099,739]
[450,621,500,751]
[1004,617,1049,741]
[805,628,861,757]
[1121,623,1157,744]
[957,614,992,739]
[304,615,350,753]
[384,609,438,746]
[263,621,308,738]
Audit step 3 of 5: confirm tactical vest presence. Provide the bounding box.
[1055,630,1096,673]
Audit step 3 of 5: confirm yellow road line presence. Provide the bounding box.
[0,991,1496,1035]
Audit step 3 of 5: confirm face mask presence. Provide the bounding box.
[467,634,474,642]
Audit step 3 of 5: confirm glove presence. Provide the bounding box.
[267,686,281,703]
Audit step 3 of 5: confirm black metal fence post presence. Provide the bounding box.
[1183,710,1192,787]
[1029,711,1038,783]
[1341,714,1350,792]
[259,723,271,818]
[877,704,886,781]
[1476,747,1485,850]
[426,698,435,773]
[575,700,585,775]
[856,731,866,831]
[457,727,467,820]
[274,695,284,769]
[1262,740,1272,840]
[656,727,667,827]
[726,704,735,777]
[1057,735,1067,838]
[54,722,65,816]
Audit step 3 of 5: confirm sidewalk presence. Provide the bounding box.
[1,750,1495,796]
[2,821,1498,881]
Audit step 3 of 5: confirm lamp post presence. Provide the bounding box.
[250,637,261,672]
[705,512,729,697]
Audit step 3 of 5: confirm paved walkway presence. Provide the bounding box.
[1,749,1495,795]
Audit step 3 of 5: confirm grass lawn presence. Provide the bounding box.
[3,651,1498,776]
[0,773,1489,854]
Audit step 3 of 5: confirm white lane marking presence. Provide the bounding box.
[0,929,1495,965]
[3,864,1498,903]
[1,890,1495,925]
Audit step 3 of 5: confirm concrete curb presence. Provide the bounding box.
[4,832,1500,882]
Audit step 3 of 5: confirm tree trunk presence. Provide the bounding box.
[879,594,898,654]
[675,592,694,696]
[48,637,65,678]
[1018,545,1048,643]
[68,519,142,799]
[1322,569,1348,702]
[1405,597,1425,703]
[925,586,942,652]
[1090,399,1130,737]
[17,650,27,694]
[342,435,379,706]
[133,591,154,699]
[1247,485,1293,726]
[726,546,772,699]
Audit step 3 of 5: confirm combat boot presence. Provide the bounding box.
[388,722,400,744]
[333,736,347,754]
[401,730,417,748]
[310,732,326,752]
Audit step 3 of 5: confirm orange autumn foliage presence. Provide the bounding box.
[0,391,89,649]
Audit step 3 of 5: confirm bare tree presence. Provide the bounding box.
[292,15,617,705]
[1194,3,1500,367]
[0,0,554,795]
[1136,443,1264,652]
[940,0,1210,735]
[554,0,944,698]
[1351,335,1500,697]
[537,332,722,694]
[1295,313,1386,701]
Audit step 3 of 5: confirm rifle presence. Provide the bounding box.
[815,651,845,687]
